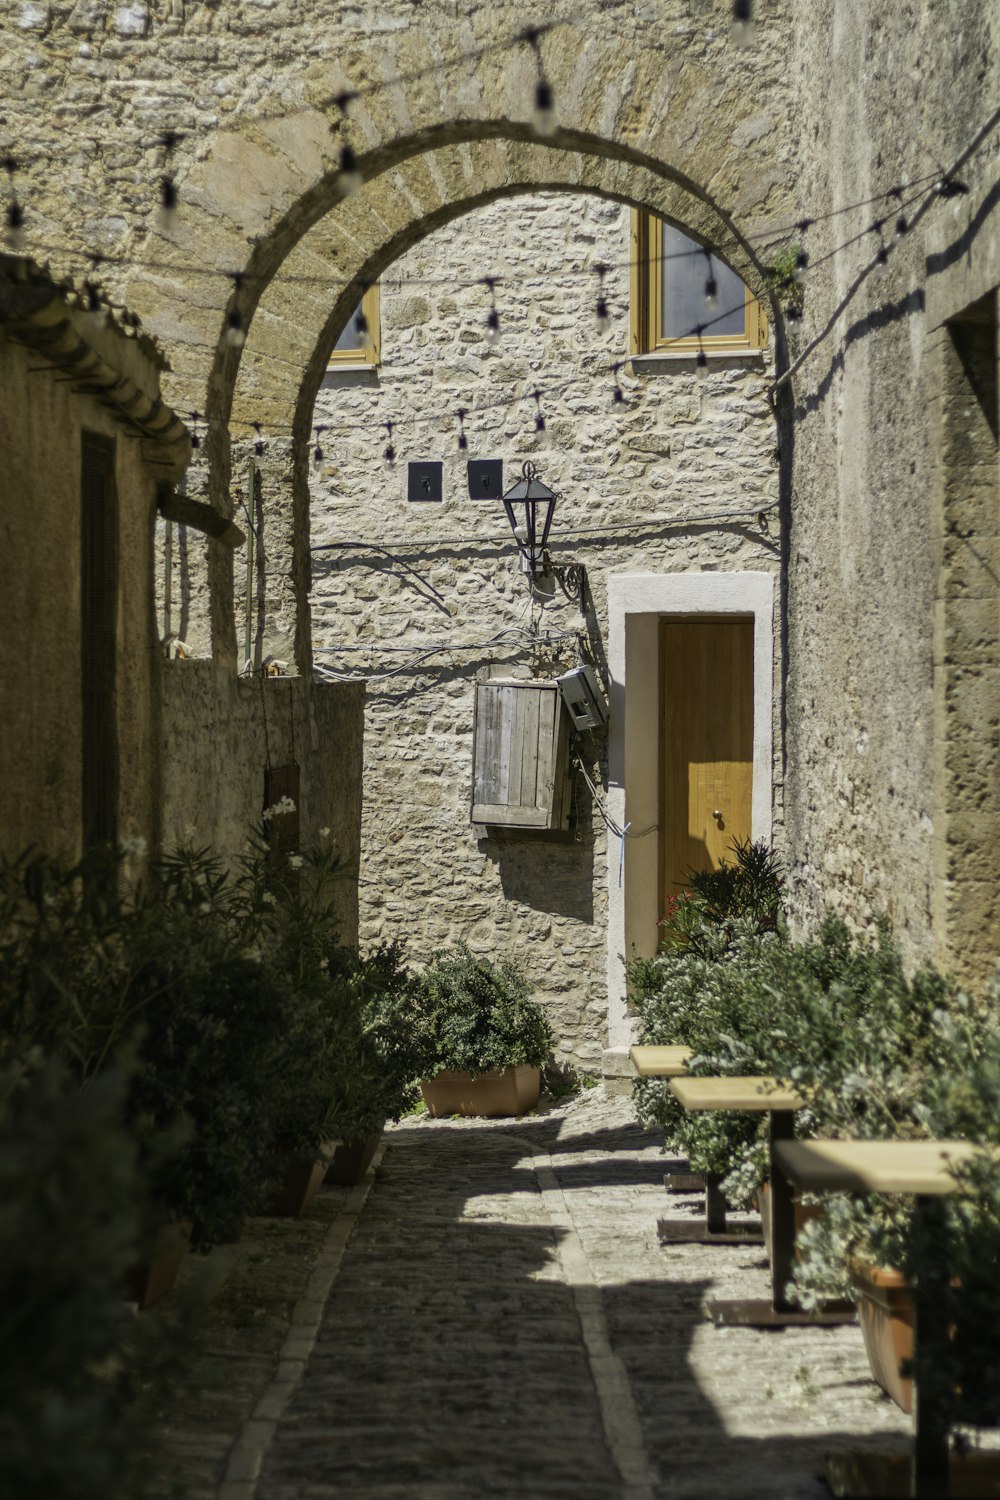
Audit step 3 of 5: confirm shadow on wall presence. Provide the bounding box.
[478,814,595,923]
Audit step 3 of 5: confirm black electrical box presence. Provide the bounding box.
[467,459,503,500]
[407,461,443,502]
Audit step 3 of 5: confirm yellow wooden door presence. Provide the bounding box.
[660,617,753,907]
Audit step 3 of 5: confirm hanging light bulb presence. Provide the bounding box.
[533,76,556,136]
[456,407,468,451]
[189,410,201,449]
[82,280,106,332]
[5,198,25,251]
[384,420,395,465]
[704,249,719,309]
[354,304,368,337]
[157,175,178,231]
[893,214,908,243]
[695,332,708,374]
[794,249,809,285]
[731,0,755,46]
[611,361,625,404]
[226,309,246,348]
[594,264,610,333]
[338,143,363,197]
[313,425,325,465]
[874,242,890,272]
[532,390,546,434]
[483,277,500,343]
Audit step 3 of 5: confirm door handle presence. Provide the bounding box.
[713,809,725,829]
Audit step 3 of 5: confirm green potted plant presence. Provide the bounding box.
[321,941,423,1184]
[414,946,551,1117]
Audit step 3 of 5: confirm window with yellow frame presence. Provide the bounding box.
[630,212,766,356]
[328,282,381,367]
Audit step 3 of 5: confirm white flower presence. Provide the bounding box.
[261,891,276,905]
[262,796,297,822]
[199,901,212,914]
[288,854,304,870]
[319,826,331,839]
[119,835,147,858]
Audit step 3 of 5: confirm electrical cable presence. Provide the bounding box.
[574,757,656,840]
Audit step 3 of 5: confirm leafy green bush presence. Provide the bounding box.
[0,1050,181,1498]
[631,904,962,1209]
[414,946,551,1078]
[322,941,425,1140]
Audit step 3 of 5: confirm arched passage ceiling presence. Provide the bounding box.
[232,135,783,443]
[126,9,795,442]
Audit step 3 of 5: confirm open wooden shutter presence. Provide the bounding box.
[471,679,571,830]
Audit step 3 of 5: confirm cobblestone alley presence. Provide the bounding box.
[188,1089,916,1500]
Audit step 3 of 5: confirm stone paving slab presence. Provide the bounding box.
[253,1090,918,1500]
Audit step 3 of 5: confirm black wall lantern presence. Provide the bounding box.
[501,460,557,575]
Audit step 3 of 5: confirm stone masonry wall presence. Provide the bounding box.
[310,190,780,1070]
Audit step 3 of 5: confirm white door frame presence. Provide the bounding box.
[604,571,775,1050]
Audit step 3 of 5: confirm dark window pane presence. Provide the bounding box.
[661,224,747,340]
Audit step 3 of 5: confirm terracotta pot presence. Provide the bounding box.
[420,1065,541,1118]
[127,1219,192,1309]
[852,1262,915,1414]
[269,1142,338,1216]
[757,1183,823,1264]
[324,1132,382,1186]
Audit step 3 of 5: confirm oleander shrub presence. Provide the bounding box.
[0,1050,184,1499]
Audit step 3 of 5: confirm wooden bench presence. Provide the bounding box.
[628,1045,706,1193]
[777,1138,1000,1499]
[664,1075,855,1328]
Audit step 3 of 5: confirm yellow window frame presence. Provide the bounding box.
[327,282,381,367]
[629,210,766,356]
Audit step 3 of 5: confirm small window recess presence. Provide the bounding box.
[629,210,766,359]
[328,282,381,368]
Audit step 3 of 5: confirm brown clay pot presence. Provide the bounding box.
[420,1065,541,1118]
[852,1262,915,1413]
[269,1142,338,1216]
[127,1219,192,1309]
[324,1133,382,1186]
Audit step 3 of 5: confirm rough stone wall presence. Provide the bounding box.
[783,2,1000,981]
[0,329,161,862]
[158,662,364,943]
[310,190,780,1069]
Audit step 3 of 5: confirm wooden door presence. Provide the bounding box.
[660,618,753,906]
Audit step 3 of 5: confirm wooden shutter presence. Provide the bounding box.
[471,679,571,830]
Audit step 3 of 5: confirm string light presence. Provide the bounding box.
[483,276,500,342]
[522,26,556,137]
[935,176,969,199]
[874,242,890,271]
[532,389,545,432]
[695,330,708,373]
[353,296,369,339]
[82,279,106,331]
[594,264,610,332]
[611,361,625,404]
[313,425,326,464]
[794,249,809,284]
[383,419,395,465]
[251,420,265,456]
[731,0,754,46]
[189,411,201,449]
[225,272,247,348]
[703,248,719,309]
[893,214,908,243]
[456,407,468,451]
[157,131,179,230]
[3,156,26,251]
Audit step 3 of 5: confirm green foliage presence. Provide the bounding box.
[0,833,421,1245]
[631,894,965,1209]
[415,946,552,1079]
[322,941,426,1140]
[652,836,783,958]
[0,1050,193,1499]
[765,241,805,317]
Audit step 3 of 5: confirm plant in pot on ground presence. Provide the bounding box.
[320,940,425,1183]
[414,946,552,1117]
